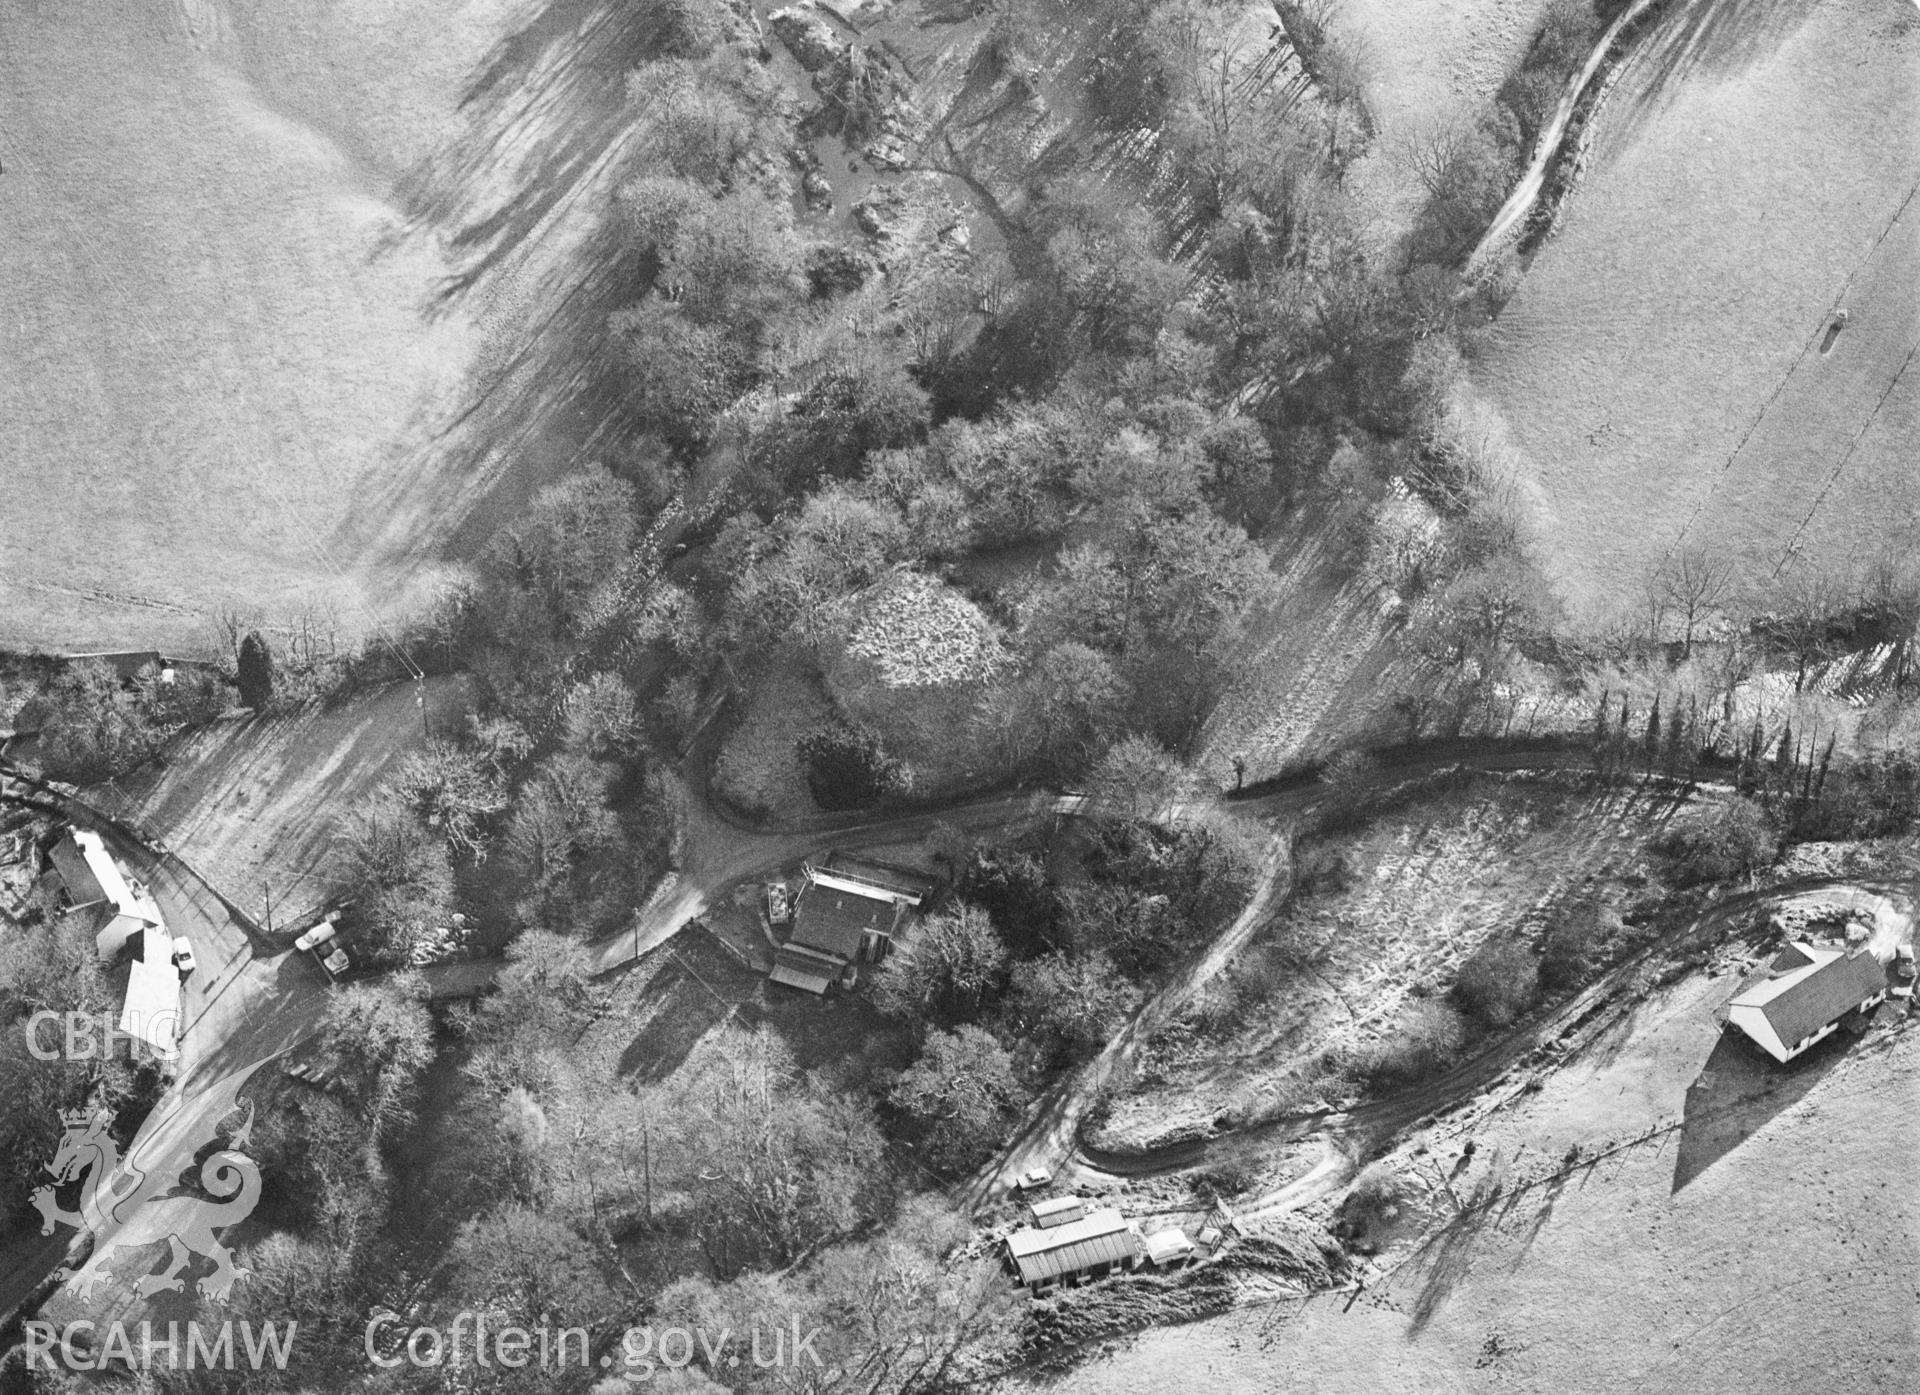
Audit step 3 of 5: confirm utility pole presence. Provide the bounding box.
[262,881,272,935]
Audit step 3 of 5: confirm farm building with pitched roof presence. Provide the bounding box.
[1004,1208,1145,1289]
[768,853,938,996]
[110,923,182,1060]
[48,828,162,959]
[45,828,177,1056]
[1143,1229,1197,1267]
[1726,941,1887,1062]
[1029,1195,1088,1229]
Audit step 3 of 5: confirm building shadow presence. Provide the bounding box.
[616,950,734,1084]
[1672,1023,1848,1193]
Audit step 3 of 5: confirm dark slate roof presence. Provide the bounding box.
[1742,945,1887,1047]
[790,886,895,960]
[1769,943,1815,973]
[770,960,834,994]
[47,835,108,909]
[62,652,167,683]
[777,940,844,972]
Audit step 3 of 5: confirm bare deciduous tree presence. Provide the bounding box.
[1859,544,1920,636]
[1653,546,1735,657]
[1404,122,1475,201]
[1766,563,1845,691]
[208,602,261,666]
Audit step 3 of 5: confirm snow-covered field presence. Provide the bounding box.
[0,0,630,653]
[1017,969,1920,1394]
[1470,0,1920,623]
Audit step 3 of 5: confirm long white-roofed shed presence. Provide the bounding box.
[1004,1208,1144,1289]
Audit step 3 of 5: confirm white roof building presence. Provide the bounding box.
[1005,1208,1144,1288]
[49,829,162,960]
[47,829,177,1056]
[1727,941,1887,1063]
[1029,1195,1089,1229]
[1143,1229,1197,1266]
[118,923,182,1060]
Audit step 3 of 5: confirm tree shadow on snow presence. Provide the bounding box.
[331,0,666,576]
[1400,1205,1484,1338]
[1609,0,1815,148]
[1396,1149,1583,1337]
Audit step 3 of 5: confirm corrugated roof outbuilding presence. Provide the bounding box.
[1006,1209,1143,1286]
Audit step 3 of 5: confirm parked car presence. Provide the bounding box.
[171,935,196,978]
[314,941,355,982]
[1892,944,1915,1000]
[296,917,361,981]
[1014,1166,1053,1191]
[294,918,337,954]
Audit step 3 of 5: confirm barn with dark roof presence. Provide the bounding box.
[767,852,938,995]
[1726,941,1887,1062]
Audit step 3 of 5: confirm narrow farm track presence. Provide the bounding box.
[957,837,1293,1212]
[1469,0,1920,621]
[1067,873,1911,1217]
[1169,780,1655,1105]
[2,726,1885,1325]
[585,732,1598,982]
[957,742,1730,1210]
[1465,0,1668,278]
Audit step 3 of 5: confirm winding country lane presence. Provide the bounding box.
[1057,873,1912,1227]
[1464,0,1667,278]
[1,726,1870,1325]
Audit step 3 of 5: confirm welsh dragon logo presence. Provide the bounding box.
[31,1099,262,1302]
